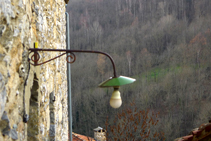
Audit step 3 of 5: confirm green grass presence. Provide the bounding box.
[138,66,182,82]
[130,64,210,88]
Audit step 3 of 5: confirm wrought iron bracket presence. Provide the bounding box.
[28,48,117,78]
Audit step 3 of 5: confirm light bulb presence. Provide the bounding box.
[110,87,122,108]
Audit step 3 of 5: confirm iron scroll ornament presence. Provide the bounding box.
[28,48,117,78]
[29,51,76,66]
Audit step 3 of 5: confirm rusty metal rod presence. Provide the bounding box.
[29,48,117,78]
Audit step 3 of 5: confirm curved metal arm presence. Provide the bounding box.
[28,48,117,78]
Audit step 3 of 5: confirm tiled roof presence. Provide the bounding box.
[72,132,95,141]
[174,120,211,141]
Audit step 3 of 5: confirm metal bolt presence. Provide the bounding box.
[23,114,29,123]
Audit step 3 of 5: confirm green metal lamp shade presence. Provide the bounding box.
[98,76,136,87]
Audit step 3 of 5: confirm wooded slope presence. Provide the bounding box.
[67,0,211,140]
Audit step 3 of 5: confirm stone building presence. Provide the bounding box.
[0,0,69,140]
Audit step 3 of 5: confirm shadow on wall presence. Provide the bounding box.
[27,74,39,141]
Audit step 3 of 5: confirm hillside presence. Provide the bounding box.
[67,0,211,140]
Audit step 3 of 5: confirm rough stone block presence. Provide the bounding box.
[1,111,9,122]
[2,126,10,136]
[10,129,18,140]
[0,73,6,118]
[49,124,55,137]
[0,25,6,37]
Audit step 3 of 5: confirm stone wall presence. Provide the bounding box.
[0,0,68,140]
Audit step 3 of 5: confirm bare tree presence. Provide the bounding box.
[105,102,165,141]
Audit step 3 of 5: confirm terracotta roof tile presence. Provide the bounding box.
[175,120,211,141]
[205,123,211,132]
[199,123,207,130]
[182,135,193,141]
[72,132,95,141]
[192,129,202,137]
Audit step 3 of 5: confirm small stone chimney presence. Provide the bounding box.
[93,127,106,141]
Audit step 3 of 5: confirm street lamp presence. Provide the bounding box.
[29,42,136,108]
[99,76,136,108]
